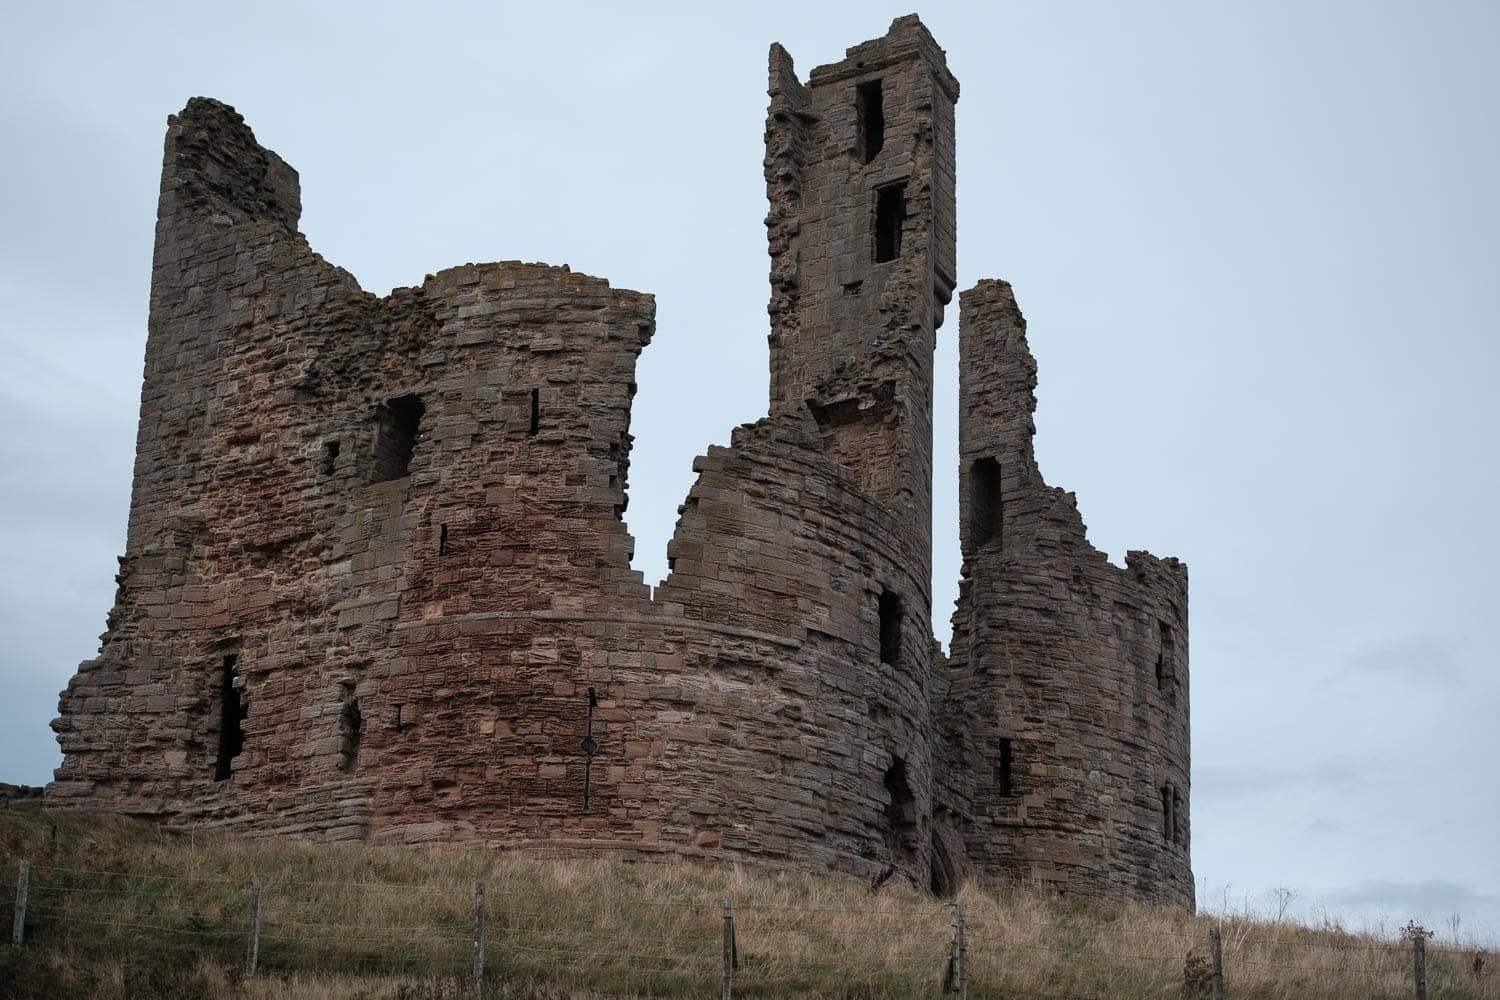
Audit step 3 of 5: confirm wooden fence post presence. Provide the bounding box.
[943,901,967,996]
[245,876,263,976]
[721,900,735,1000]
[1210,924,1225,1000]
[956,901,967,1000]
[11,860,28,946]
[1413,932,1427,1000]
[473,883,486,983]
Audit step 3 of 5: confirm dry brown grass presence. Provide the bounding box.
[0,811,1493,999]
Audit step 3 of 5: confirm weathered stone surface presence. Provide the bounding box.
[47,15,1191,908]
[0,784,45,812]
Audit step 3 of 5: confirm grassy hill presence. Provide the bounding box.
[0,811,1491,999]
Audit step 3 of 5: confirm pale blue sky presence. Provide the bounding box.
[1,0,1496,944]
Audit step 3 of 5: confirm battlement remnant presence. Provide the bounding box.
[49,16,1192,908]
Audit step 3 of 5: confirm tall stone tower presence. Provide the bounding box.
[764,14,958,610]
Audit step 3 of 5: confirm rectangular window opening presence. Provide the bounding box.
[338,695,362,774]
[969,457,1002,551]
[874,183,906,263]
[998,737,1014,798]
[878,588,903,665]
[856,80,885,164]
[370,395,424,482]
[213,654,246,781]
[1173,788,1184,845]
[320,440,340,476]
[438,523,448,556]
[528,388,541,436]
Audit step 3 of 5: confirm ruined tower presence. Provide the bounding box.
[944,281,1193,906]
[765,13,958,602]
[47,15,1192,909]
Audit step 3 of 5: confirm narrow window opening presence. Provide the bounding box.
[1161,783,1175,844]
[337,695,362,774]
[320,440,340,476]
[1159,622,1176,705]
[856,80,885,163]
[929,834,955,898]
[1173,788,1184,845]
[528,388,540,436]
[582,687,600,809]
[874,183,906,263]
[370,395,424,482]
[998,737,1014,798]
[882,757,918,858]
[878,588,903,665]
[842,280,863,296]
[393,703,408,733]
[213,655,245,781]
[969,457,1003,551]
[438,523,448,556]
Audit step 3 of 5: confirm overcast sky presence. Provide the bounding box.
[2,0,1496,945]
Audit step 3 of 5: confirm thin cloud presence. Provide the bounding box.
[1321,879,1500,944]
[1326,879,1492,911]
[1305,818,1343,837]
[1338,635,1462,685]
[1196,756,1366,803]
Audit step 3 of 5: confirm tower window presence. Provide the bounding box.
[370,395,424,482]
[856,79,884,163]
[213,655,246,781]
[969,457,1002,550]
[874,182,906,263]
[528,388,540,436]
[1161,783,1175,844]
[320,440,340,476]
[998,737,1014,798]
[879,588,903,665]
[882,757,917,858]
[338,696,362,774]
[1158,622,1176,705]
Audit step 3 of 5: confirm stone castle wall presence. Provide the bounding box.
[48,16,1193,908]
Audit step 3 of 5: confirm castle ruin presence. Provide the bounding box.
[48,16,1193,908]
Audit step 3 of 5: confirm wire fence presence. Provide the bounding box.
[5,858,1496,998]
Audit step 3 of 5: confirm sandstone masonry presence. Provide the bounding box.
[48,16,1193,908]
